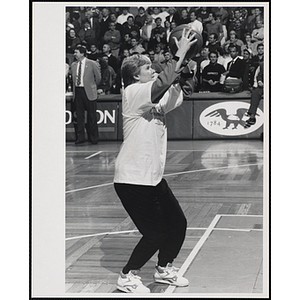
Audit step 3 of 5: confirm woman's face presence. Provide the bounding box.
[171,21,176,29]
[181,9,188,18]
[69,29,76,37]
[136,63,156,83]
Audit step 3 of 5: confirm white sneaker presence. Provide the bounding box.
[116,271,150,293]
[153,263,189,287]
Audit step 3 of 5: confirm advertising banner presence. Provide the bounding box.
[66,100,119,141]
[193,100,264,139]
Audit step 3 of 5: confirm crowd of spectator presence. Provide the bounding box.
[66,6,265,94]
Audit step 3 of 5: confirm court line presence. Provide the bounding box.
[164,214,264,294]
[65,163,263,194]
[66,150,95,152]
[65,230,139,241]
[66,149,263,153]
[163,163,263,178]
[65,225,263,241]
[218,214,263,217]
[66,182,112,194]
[84,151,103,160]
[164,214,221,294]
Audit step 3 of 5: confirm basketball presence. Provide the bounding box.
[169,24,203,60]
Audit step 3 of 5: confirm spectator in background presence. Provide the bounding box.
[78,6,86,24]
[150,17,167,49]
[244,60,263,128]
[104,21,121,57]
[166,7,180,25]
[148,49,164,73]
[66,22,75,35]
[102,44,119,73]
[251,19,264,43]
[242,48,256,91]
[114,49,131,94]
[197,7,210,23]
[119,33,132,54]
[97,8,111,44]
[97,55,116,95]
[241,32,258,56]
[199,47,210,72]
[228,8,246,33]
[66,28,81,64]
[129,37,146,55]
[87,43,101,61]
[117,7,133,25]
[122,16,140,40]
[135,7,147,29]
[85,7,101,31]
[206,12,224,44]
[223,43,246,80]
[202,51,226,92]
[71,11,81,35]
[151,7,162,24]
[109,12,123,33]
[78,19,96,49]
[71,45,101,144]
[223,30,244,54]
[254,7,264,24]
[159,7,170,26]
[189,10,203,35]
[246,8,257,34]
[178,8,190,25]
[170,20,177,31]
[154,43,166,63]
[141,14,156,50]
[232,18,245,40]
[215,7,229,45]
[160,48,173,69]
[252,43,264,71]
[164,20,172,43]
[215,47,228,68]
[66,57,70,80]
[207,33,222,54]
[119,48,130,65]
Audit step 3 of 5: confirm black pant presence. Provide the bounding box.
[248,87,263,115]
[114,178,187,273]
[74,87,98,143]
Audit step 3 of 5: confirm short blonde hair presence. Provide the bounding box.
[121,54,151,88]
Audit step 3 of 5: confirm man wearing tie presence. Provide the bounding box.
[223,43,246,80]
[71,45,101,144]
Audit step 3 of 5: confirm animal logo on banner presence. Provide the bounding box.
[199,101,264,136]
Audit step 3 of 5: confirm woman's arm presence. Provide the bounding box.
[151,27,197,103]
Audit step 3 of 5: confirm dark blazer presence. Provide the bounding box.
[166,12,181,25]
[71,58,101,100]
[226,57,246,79]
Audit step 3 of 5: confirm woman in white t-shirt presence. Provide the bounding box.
[114,28,197,294]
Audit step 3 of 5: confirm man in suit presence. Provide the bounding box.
[71,45,101,144]
[223,43,246,80]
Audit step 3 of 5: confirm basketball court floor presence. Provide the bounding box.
[65,139,268,297]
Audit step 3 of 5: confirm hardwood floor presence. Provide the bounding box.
[65,140,265,295]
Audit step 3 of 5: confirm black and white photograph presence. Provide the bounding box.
[31,1,274,298]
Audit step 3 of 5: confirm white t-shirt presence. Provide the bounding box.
[114,81,183,186]
[116,13,134,25]
[189,19,203,35]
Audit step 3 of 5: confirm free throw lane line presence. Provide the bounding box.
[164,214,221,294]
[84,151,102,160]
